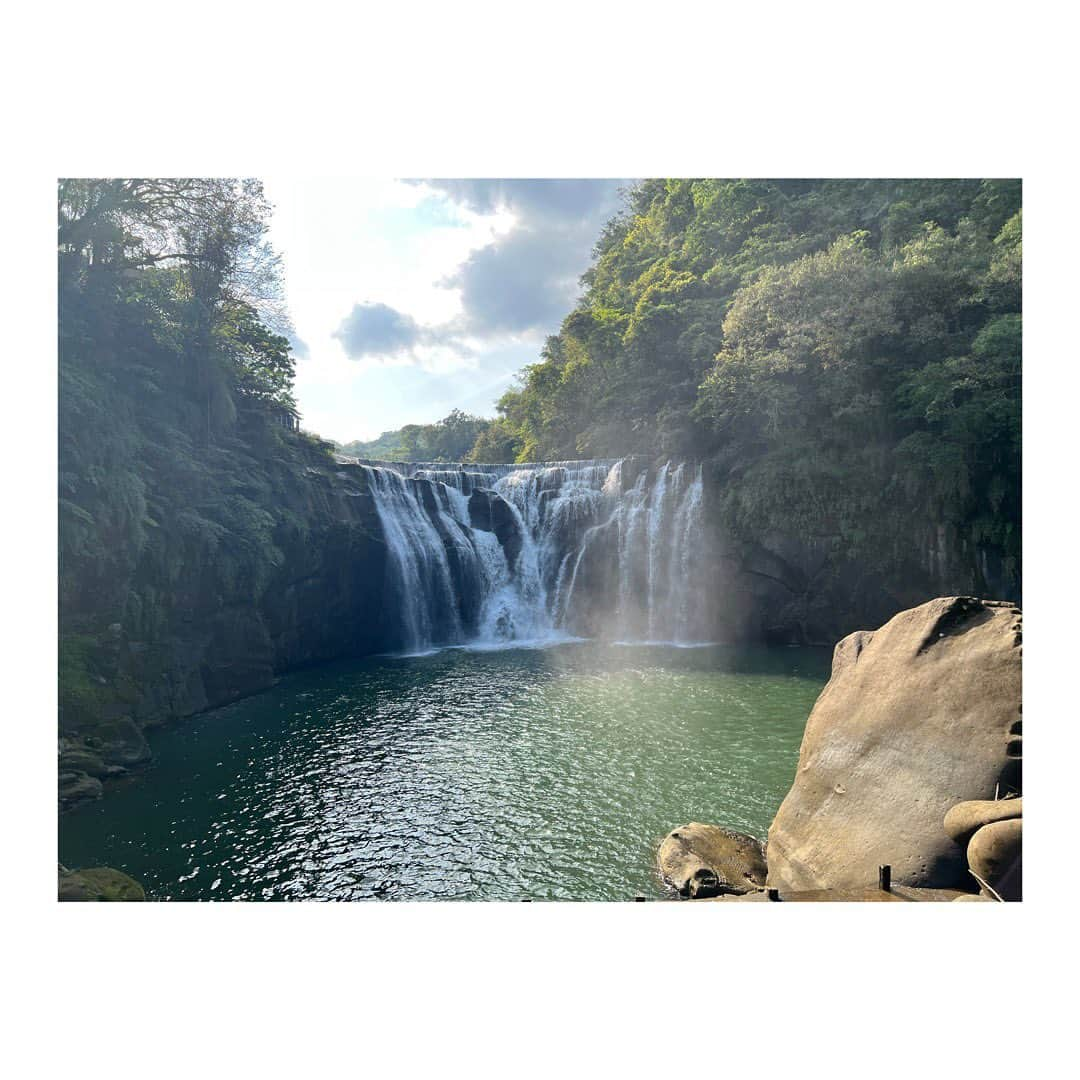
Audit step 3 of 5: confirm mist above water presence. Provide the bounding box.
[59,643,829,900]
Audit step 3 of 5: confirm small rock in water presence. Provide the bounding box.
[58,770,103,808]
[58,865,145,901]
[658,822,767,898]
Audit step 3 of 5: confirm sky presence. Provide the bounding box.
[262,178,629,444]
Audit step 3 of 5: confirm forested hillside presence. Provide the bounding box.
[58,181,388,803]
[477,179,1021,601]
[337,408,495,462]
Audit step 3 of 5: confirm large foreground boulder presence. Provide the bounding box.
[767,597,1022,892]
[658,822,767,898]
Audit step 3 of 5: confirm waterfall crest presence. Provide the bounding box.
[344,456,711,653]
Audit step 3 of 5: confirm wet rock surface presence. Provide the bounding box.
[58,721,153,808]
[468,489,524,568]
[658,822,767,898]
[767,597,1022,893]
[58,771,103,809]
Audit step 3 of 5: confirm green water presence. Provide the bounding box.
[58,642,829,901]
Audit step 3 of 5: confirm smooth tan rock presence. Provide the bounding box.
[944,797,1022,847]
[952,893,995,902]
[658,822,767,898]
[967,818,1022,900]
[767,597,1022,893]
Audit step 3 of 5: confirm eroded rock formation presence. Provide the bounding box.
[657,822,767,898]
[766,596,1022,893]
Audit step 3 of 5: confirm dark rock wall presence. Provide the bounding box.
[59,444,392,805]
[697,458,1021,647]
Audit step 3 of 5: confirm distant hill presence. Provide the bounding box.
[337,429,409,460]
[335,409,508,462]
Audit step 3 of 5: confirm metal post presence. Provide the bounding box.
[767,887,779,902]
[879,865,891,892]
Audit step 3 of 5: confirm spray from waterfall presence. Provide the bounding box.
[348,456,711,653]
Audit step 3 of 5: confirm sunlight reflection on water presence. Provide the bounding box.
[59,642,828,901]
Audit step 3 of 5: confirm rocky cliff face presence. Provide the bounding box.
[699,462,1020,650]
[59,430,394,806]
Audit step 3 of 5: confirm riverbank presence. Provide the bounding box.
[657,596,1023,902]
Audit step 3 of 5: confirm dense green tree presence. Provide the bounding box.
[425,409,491,461]
[59,178,298,434]
[464,418,523,463]
[59,178,316,688]
[338,409,493,462]
[478,178,1020,590]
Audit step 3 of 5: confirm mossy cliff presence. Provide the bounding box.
[60,292,392,806]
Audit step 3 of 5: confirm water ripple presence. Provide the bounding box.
[59,643,828,901]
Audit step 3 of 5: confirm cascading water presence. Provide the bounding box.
[345,456,712,653]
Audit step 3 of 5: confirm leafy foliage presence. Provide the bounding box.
[477,179,1020,588]
[338,409,495,462]
[58,178,330,725]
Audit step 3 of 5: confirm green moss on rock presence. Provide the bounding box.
[58,866,145,901]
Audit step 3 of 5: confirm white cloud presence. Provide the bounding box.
[263,177,628,441]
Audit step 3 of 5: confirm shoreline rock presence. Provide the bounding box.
[657,596,1023,902]
[944,797,1022,848]
[658,822,767,898]
[765,597,1021,893]
[58,721,153,810]
[967,818,1022,900]
[58,865,145,901]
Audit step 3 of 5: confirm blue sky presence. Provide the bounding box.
[263,178,627,442]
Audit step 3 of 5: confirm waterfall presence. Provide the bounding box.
[346,456,711,652]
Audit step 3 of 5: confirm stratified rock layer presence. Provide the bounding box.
[766,597,1022,893]
[658,822,767,898]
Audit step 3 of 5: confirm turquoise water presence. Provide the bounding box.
[58,642,829,901]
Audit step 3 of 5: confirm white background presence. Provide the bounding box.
[1,1,1073,1076]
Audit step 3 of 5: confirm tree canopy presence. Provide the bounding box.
[59,178,298,419]
[338,409,498,462]
[470,179,1020,586]
[59,178,317,652]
